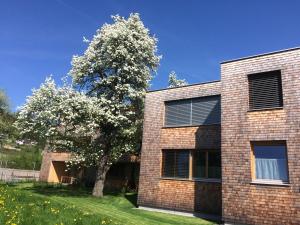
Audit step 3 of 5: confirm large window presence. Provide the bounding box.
[165,95,221,127]
[193,151,221,179]
[162,149,221,180]
[251,141,288,183]
[162,150,189,178]
[248,70,283,110]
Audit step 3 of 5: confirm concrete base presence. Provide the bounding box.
[137,206,221,222]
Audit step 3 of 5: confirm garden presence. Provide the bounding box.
[0,13,216,225]
[0,182,214,225]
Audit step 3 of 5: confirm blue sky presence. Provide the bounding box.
[1,0,300,110]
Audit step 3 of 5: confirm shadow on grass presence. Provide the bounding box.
[124,192,138,207]
[23,182,93,197]
[20,182,138,207]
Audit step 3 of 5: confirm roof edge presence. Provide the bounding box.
[221,46,300,64]
[147,80,221,93]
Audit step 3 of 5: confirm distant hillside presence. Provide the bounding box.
[0,145,42,170]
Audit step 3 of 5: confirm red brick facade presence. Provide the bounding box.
[138,81,222,215]
[221,48,300,225]
[138,47,300,224]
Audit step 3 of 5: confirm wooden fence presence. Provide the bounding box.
[0,167,40,182]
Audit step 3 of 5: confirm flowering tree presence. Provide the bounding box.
[0,90,17,147]
[0,90,9,114]
[168,71,188,88]
[16,13,160,197]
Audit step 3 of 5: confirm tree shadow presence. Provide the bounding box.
[23,182,92,198]
[124,193,138,207]
[21,182,138,208]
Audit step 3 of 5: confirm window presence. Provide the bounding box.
[192,97,221,125]
[165,99,191,126]
[193,150,221,179]
[165,95,221,127]
[162,150,189,178]
[193,151,206,178]
[251,142,288,183]
[248,70,283,110]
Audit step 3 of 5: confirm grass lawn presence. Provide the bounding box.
[0,182,215,225]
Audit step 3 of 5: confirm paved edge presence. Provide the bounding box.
[137,206,221,222]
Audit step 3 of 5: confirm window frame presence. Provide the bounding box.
[192,149,221,180]
[248,70,284,111]
[161,149,190,179]
[250,141,289,185]
[161,149,221,182]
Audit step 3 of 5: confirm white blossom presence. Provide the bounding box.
[15,13,160,196]
[168,71,188,88]
[82,36,90,43]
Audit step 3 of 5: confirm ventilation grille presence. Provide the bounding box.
[248,70,283,110]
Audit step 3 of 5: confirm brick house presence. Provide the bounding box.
[138,47,300,224]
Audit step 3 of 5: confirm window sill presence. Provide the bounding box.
[193,178,221,183]
[160,177,221,183]
[160,177,190,181]
[250,180,290,187]
[247,107,283,112]
[162,123,220,129]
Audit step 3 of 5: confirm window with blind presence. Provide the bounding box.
[165,95,221,127]
[193,151,221,179]
[162,150,189,178]
[251,141,288,183]
[248,70,283,110]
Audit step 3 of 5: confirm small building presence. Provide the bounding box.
[138,47,300,224]
[39,151,139,192]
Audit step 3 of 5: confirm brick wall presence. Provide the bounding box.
[138,81,222,214]
[221,49,300,224]
[160,126,221,150]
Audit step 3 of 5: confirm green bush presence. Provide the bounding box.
[0,145,42,170]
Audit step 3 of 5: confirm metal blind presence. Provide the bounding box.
[192,96,221,125]
[162,150,189,178]
[165,96,221,126]
[249,70,283,110]
[165,99,191,126]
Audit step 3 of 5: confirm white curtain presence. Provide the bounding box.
[256,158,288,182]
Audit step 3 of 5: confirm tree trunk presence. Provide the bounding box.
[92,173,105,197]
[92,159,110,197]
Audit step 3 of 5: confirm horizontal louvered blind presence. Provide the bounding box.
[162,150,189,178]
[248,70,283,110]
[165,99,191,126]
[165,96,221,126]
[192,96,221,125]
[162,151,176,177]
